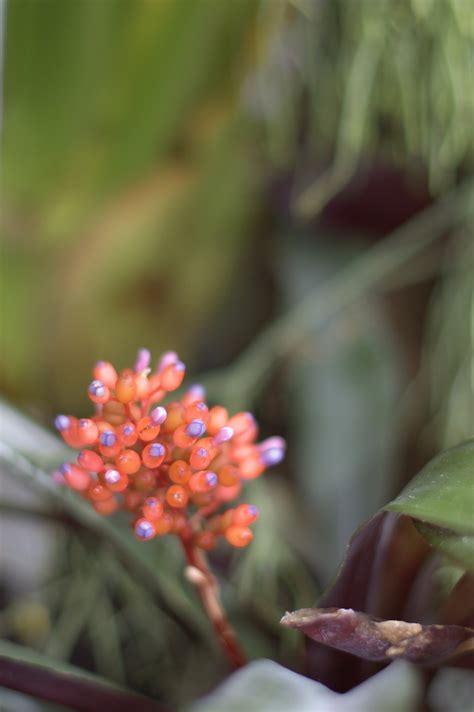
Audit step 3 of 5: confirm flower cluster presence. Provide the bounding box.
[55,349,285,549]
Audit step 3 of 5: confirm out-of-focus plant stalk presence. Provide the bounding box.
[181,536,247,669]
[211,178,474,409]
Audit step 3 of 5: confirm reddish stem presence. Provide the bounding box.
[188,501,220,529]
[180,536,247,669]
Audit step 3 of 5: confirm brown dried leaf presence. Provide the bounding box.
[281,607,474,666]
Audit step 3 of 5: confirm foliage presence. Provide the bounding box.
[189,659,422,712]
[1,0,474,709]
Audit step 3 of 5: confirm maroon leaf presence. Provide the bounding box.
[303,511,431,691]
[281,607,474,666]
[317,512,430,618]
[438,573,474,628]
[0,645,167,712]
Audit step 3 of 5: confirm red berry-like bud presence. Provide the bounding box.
[169,460,191,485]
[182,384,205,407]
[147,373,165,400]
[135,374,150,399]
[184,401,208,423]
[53,348,285,552]
[162,403,185,432]
[189,470,218,493]
[217,464,240,486]
[78,449,103,472]
[87,482,113,502]
[160,361,185,391]
[123,490,143,512]
[239,456,265,480]
[142,442,166,469]
[102,400,126,426]
[116,449,141,475]
[189,444,212,470]
[76,419,99,446]
[191,492,214,507]
[60,463,91,491]
[101,468,129,492]
[216,483,241,502]
[172,424,197,448]
[136,416,160,442]
[116,421,138,447]
[227,412,257,444]
[134,468,157,491]
[93,361,118,389]
[115,369,137,404]
[233,504,259,526]
[154,511,174,535]
[225,525,253,548]
[93,497,119,515]
[166,484,189,508]
[98,430,121,458]
[59,417,83,448]
[206,406,228,435]
[88,380,110,404]
[229,444,256,462]
[142,496,164,520]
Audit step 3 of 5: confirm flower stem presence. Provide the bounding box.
[180,536,247,669]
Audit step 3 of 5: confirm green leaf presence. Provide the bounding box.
[414,522,474,572]
[385,440,474,534]
[279,237,402,583]
[0,401,204,638]
[189,659,423,712]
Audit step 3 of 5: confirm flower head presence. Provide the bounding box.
[55,349,286,549]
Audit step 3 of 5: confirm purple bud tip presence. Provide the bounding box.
[52,470,66,485]
[197,447,207,457]
[188,384,206,400]
[213,426,234,445]
[95,360,105,367]
[135,520,155,539]
[158,351,178,371]
[260,436,286,452]
[149,443,165,457]
[145,497,159,508]
[54,415,70,431]
[123,424,134,435]
[150,406,167,425]
[88,380,106,397]
[134,348,151,373]
[186,419,205,438]
[260,447,284,466]
[100,431,116,447]
[174,360,185,372]
[79,419,91,429]
[206,472,218,487]
[104,469,120,485]
[59,463,71,475]
[248,505,259,517]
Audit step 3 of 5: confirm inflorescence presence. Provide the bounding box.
[55,349,285,550]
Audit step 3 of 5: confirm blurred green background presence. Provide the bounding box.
[1,0,473,707]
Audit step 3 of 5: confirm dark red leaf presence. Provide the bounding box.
[282,607,474,666]
[0,653,168,712]
[303,512,431,691]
